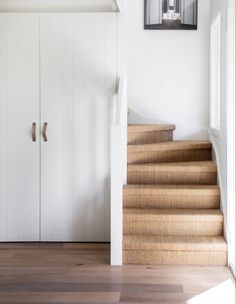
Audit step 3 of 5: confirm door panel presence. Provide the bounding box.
[40,13,116,241]
[0,13,40,241]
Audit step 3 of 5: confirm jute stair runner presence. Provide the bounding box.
[123,124,227,265]
[128,141,212,164]
[127,161,217,185]
[128,124,176,145]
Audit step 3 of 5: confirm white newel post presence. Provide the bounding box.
[111,77,127,266]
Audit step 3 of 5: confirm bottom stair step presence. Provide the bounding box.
[123,236,227,265]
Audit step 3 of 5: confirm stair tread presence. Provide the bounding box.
[125,184,219,189]
[124,208,223,222]
[128,124,176,132]
[124,235,227,251]
[124,184,220,194]
[128,161,217,172]
[128,141,211,152]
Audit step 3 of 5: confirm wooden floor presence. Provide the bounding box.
[0,243,234,303]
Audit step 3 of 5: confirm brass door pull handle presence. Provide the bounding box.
[32,123,36,142]
[42,122,48,142]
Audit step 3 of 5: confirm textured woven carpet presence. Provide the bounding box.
[123,124,227,265]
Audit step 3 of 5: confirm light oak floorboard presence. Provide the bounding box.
[0,243,234,303]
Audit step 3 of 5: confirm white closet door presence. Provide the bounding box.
[40,13,117,241]
[0,13,40,241]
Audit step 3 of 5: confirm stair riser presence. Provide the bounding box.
[124,195,220,209]
[127,172,217,185]
[128,150,211,164]
[128,130,173,145]
[124,221,223,236]
[123,250,227,265]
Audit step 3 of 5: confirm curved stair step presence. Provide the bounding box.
[127,161,217,185]
[128,124,176,133]
[128,124,176,145]
[128,141,212,164]
[124,185,220,209]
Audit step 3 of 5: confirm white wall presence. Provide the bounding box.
[127,0,210,140]
[209,0,229,242]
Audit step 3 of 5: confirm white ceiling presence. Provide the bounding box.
[0,0,118,12]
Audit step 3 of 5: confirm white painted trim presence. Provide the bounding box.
[114,0,127,13]
[110,126,123,266]
[115,77,128,185]
[116,10,127,182]
[116,5,127,79]
[209,127,221,139]
[210,12,221,131]
[110,77,127,266]
[115,78,127,125]
[110,6,127,265]
[0,0,118,12]
[226,0,235,276]
[229,264,236,279]
[209,130,227,239]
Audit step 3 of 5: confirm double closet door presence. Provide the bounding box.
[0,13,116,242]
